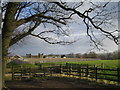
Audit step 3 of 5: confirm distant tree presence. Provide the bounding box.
[43,55,46,58]
[75,53,81,58]
[118,50,120,59]
[87,52,98,58]
[110,50,119,59]
[82,52,97,58]
[98,50,119,60]
[67,53,75,58]
[83,53,88,58]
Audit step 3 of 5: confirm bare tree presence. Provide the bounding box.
[2,2,75,89]
[2,1,119,89]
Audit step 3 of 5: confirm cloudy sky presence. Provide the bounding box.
[9,1,119,56]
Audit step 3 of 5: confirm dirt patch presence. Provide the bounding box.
[26,58,88,64]
[6,79,98,89]
[6,76,120,89]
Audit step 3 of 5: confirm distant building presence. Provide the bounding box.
[8,54,29,64]
[26,53,44,58]
[26,53,62,58]
[38,53,44,58]
[10,54,24,60]
[8,54,24,63]
[26,54,31,58]
[43,54,61,58]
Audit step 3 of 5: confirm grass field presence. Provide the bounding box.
[39,59,120,69]
[8,58,120,69]
[69,60,120,69]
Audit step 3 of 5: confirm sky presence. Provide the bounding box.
[9,1,119,56]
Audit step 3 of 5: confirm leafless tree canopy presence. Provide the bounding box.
[2,1,119,48]
[54,1,119,48]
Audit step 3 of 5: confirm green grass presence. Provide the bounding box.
[38,60,119,81]
[20,63,38,68]
[40,60,119,69]
[69,60,119,68]
[7,59,119,69]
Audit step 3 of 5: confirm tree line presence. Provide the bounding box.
[65,50,119,60]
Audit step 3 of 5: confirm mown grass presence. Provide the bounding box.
[39,60,119,69]
[7,60,119,73]
[69,60,119,68]
[38,60,119,82]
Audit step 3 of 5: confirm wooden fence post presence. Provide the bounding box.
[80,65,82,76]
[78,65,81,79]
[69,64,72,76]
[101,63,104,68]
[39,64,42,70]
[68,64,70,77]
[60,64,62,74]
[86,65,89,77]
[29,67,31,78]
[11,65,14,80]
[117,68,120,84]
[95,67,97,81]
[43,68,46,77]
[20,66,22,80]
[49,67,51,76]
[66,63,69,76]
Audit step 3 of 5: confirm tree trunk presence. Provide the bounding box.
[2,26,14,89]
[2,53,8,89]
[2,26,12,89]
[2,2,20,89]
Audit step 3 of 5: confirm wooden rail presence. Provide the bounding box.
[10,63,120,84]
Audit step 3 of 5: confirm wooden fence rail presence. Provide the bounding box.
[10,63,120,84]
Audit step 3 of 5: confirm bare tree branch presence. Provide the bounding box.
[15,2,34,20]
[30,33,76,45]
[54,2,118,46]
[9,21,41,46]
[16,13,66,27]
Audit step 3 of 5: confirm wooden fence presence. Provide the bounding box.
[10,63,120,84]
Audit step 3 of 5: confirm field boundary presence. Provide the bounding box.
[9,63,120,86]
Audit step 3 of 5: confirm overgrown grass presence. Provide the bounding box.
[7,62,38,68]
